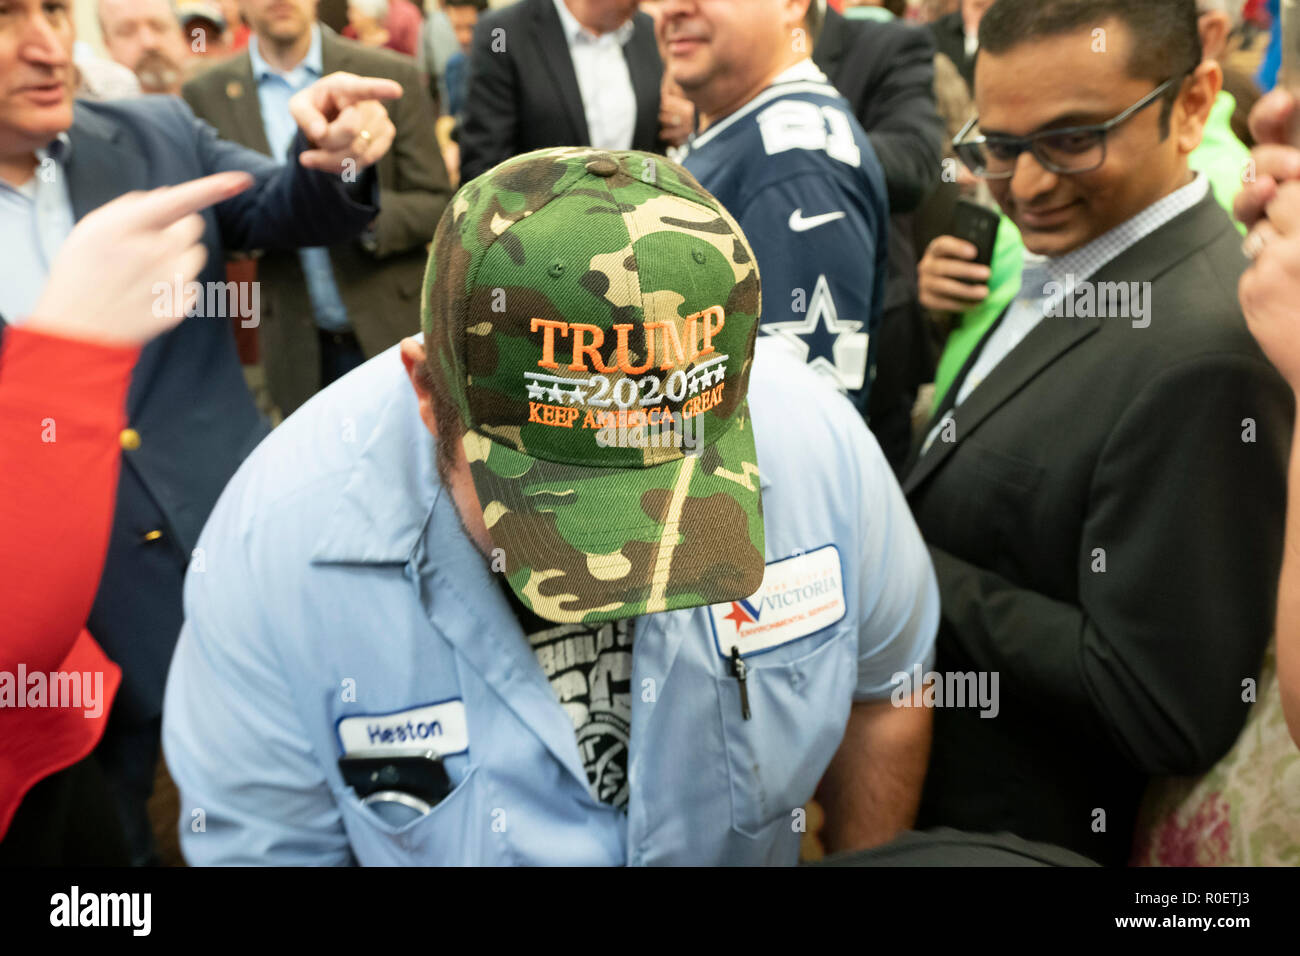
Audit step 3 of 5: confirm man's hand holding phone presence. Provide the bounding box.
[918,235,993,313]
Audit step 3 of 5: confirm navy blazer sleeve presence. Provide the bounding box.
[855,25,944,215]
[167,97,379,251]
[816,19,944,215]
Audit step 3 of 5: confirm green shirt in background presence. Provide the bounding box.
[1190,90,1250,229]
[843,6,896,21]
[931,89,1250,409]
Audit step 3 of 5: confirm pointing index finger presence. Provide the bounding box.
[326,75,404,105]
[139,172,254,229]
[1251,89,1298,147]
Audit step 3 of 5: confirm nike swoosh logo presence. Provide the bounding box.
[788,209,846,232]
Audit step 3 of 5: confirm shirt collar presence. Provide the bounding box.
[552,0,635,45]
[38,131,72,166]
[1026,171,1210,291]
[248,23,323,82]
[1,133,72,198]
[311,359,442,566]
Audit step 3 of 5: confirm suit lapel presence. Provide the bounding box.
[65,105,150,221]
[904,309,1099,494]
[319,22,350,75]
[534,0,590,143]
[222,53,273,157]
[904,192,1235,497]
[623,13,661,150]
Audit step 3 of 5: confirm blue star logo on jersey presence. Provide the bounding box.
[761,274,869,391]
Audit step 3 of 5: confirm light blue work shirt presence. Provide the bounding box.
[162,339,939,865]
[0,135,74,323]
[247,25,351,333]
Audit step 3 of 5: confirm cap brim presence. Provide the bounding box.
[464,407,765,624]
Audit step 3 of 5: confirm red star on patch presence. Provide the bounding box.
[723,602,753,633]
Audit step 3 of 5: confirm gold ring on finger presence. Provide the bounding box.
[1243,227,1271,261]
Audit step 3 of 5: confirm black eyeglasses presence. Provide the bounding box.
[953,78,1180,179]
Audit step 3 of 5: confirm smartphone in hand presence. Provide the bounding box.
[948,199,1000,271]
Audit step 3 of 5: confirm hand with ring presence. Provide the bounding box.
[289,71,400,173]
[1238,88,1300,390]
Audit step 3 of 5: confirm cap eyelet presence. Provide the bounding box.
[548,261,566,278]
[691,248,706,265]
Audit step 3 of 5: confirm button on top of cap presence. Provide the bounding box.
[585,156,619,177]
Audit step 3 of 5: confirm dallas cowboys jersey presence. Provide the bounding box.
[680,63,889,414]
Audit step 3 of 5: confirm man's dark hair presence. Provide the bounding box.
[978,0,1202,134]
[421,355,465,479]
[444,0,488,10]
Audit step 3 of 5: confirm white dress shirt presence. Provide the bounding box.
[957,173,1210,406]
[0,134,74,323]
[552,0,637,151]
[921,173,1211,454]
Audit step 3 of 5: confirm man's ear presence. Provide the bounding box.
[788,0,814,34]
[399,336,439,438]
[1175,60,1222,156]
[1197,10,1232,65]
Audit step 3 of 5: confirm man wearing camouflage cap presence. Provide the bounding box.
[162,147,939,865]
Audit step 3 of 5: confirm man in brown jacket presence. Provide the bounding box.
[184,0,451,413]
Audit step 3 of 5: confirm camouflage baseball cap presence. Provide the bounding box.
[421,147,765,624]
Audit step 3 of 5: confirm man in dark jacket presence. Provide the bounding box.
[459,0,663,181]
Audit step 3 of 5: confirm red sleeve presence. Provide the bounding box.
[0,326,139,673]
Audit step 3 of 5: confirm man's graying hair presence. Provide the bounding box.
[978,0,1203,135]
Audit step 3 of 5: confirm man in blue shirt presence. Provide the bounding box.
[163,147,939,865]
[669,0,890,418]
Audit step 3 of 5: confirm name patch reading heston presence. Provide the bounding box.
[522,307,730,430]
[336,700,469,756]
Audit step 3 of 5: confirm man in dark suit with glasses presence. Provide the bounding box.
[904,0,1291,865]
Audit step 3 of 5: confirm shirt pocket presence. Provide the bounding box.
[715,626,857,838]
[335,764,499,865]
